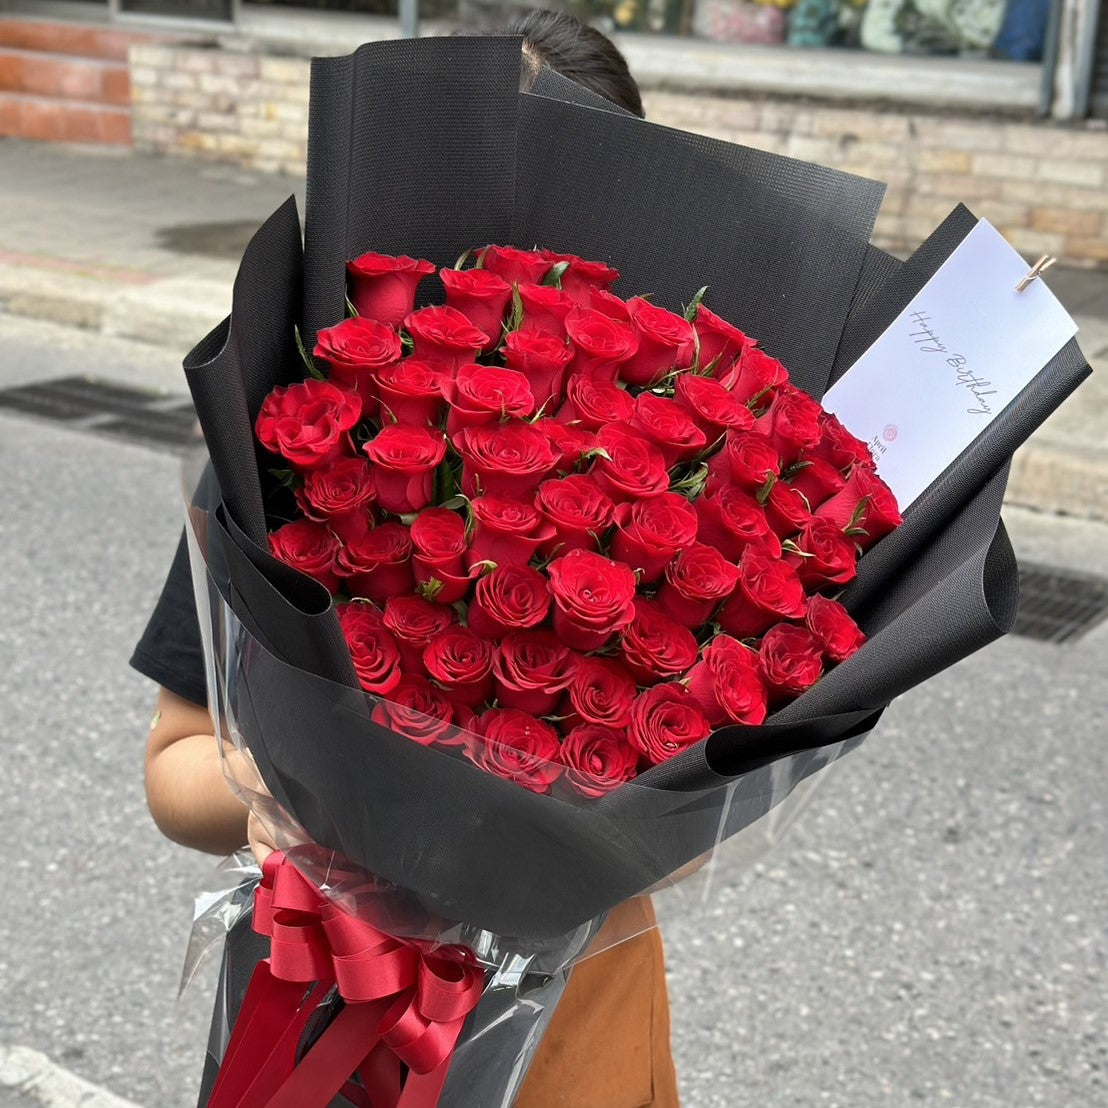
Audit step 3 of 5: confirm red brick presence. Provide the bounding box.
[101,66,130,106]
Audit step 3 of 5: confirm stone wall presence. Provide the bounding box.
[130,42,1108,266]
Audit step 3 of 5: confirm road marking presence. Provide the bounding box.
[0,1046,142,1108]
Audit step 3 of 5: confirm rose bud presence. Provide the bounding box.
[375,359,445,427]
[536,475,615,557]
[453,422,560,500]
[404,305,490,373]
[694,486,782,562]
[411,508,467,576]
[705,429,781,498]
[723,345,789,405]
[551,252,620,305]
[440,266,512,351]
[382,595,455,675]
[535,418,597,470]
[465,708,562,794]
[754,383,823,465]
[622,297,695,386]
[762,479,813,541]
[493,630,576,716]
[610,492,699,582]
[468,496,555,568]
[295,456,376,523]
[466,564,551,639]
[656,543,741,628]
[758,623,824,703]
[561,656,638,730]
[620,599,699,686]
[547,548,638,651]
[806,595,866,664]
[565,307,639,381]
[268,519,342,593]
[627,683,711,765]
[480,245,552,286]
[786,457,846,512]
[313,315,403,413]
[517,282,576,339]
[554,375,635,431]
[809,411,874,471]
[336,521,414,605]
[693,304,755,375]
[590,423,670,504]
[673,373,755,440]
[413,557,479,606]
[503,329,573,413]
[685,635,768,727]
[422,625,494,709]
[445,363,535,437]
[629,392,707,468]
[347,251,435,326]
[255,379,361,471]
[814,465,901,550]
[362,425,447,515]
[370,674,457,746]
[559,725,639,798]
[588,289,632,322]
[784,517,859,589]
[337,602,403,695]
[716,543,807,640]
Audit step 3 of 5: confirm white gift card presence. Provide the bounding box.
[821,220,1078,511]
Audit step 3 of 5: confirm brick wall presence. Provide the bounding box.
[130,43,1108,267]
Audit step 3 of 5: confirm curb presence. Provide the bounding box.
[0,1046,142,1108]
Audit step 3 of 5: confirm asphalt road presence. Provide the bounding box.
[0,316,1105,1107]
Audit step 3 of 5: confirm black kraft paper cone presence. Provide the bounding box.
[180,37,1091,942]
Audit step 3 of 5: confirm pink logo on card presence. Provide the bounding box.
[883,424,898,443]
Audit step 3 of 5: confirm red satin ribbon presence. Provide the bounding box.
[208,852,485,1108]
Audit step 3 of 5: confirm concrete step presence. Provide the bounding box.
[0,47,129,106]
[0,90,130,144]
[0,17,158,62]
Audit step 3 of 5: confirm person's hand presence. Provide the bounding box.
[247,809,280,866]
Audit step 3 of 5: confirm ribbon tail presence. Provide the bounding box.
[394,1017,468,1108]
[356,1044,404,1108]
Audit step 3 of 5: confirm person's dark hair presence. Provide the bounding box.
[497,8,644,119]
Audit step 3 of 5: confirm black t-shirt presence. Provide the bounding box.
[130,529,208,706]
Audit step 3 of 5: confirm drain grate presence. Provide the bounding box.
[0,375,197,452]
[1014,562,1108,643]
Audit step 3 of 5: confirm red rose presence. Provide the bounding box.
[370,674,457,746]
[382,594,455,674]
[565,307,638,381]
[467,564,551,639]
[723,345,789,405]
[753,384,823,464]
[814,466,901,550]
[422,625,494,709]
[548,252,620,305]
[716,543,807,639]
[295,456,376,523]
[362,425,446,515]
[413,558,479,606]
[493,631,576,716]
[763,479,813,541]
[554,375,634,432]
[656,542,741,628]
[805,595,866,664]
[255,379,361,471]
[346,251,435,327]
[620,298,695,386]
[480,245,551,286]
[536,475,615,556]
[693,304,755,375]
[453,422,560,500]
[758,623,824,702]
[620,599,699,685]
[590,423,670,503]
[503,329,573,413]
[268,519,341,593]
[561,656,637,730]
[313,316,402,411]
[694,486,782,562]
[787,457,846,512]
[610,492,699,582]
[705,429,781,497]
[466,708,562,794]
[547,548,638,651]
[517,282,576,339]
[375,359,445,427]
[446,364,535,436]
[673,373,755,440]
[685,634,768,726]
[336,521,414,605]
[410,508,466,575]
[404,305,490,373]
[468,496,554,568]
[784,517,858,589]
[559,725,639,798]
[440,266,512,351]
[535,418,597,470]
[629,392,707,467]
[589,289,632,322]
[627,684,710,765]
[337,602,402,695]
[809,411,873,470]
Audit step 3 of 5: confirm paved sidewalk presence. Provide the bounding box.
[1,136,1104,518]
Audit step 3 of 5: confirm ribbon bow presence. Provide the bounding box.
[208,852,485,1108]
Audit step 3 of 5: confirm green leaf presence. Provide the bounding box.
[345,295,358,318]
[541,261,570,289]
[454,248,473,270]
[754,472,777,505]
[683,285,709,323]
[418,578,445,602]
[267,467,297,488]
[294,325,326,380]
